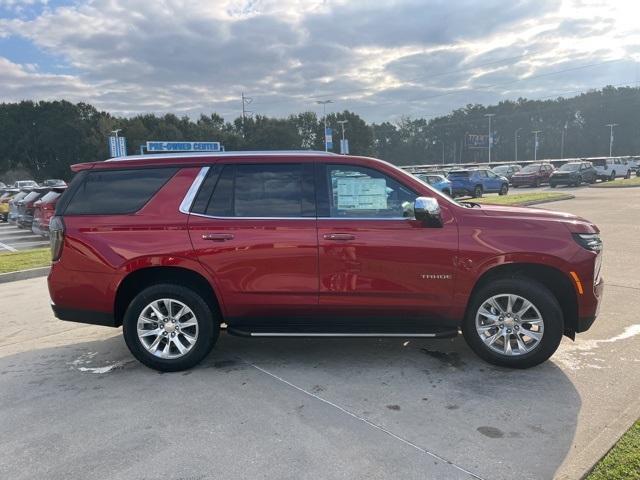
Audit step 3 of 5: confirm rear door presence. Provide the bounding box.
[316,161,457,323]
[485,170,502,192]
[187,161,319,322]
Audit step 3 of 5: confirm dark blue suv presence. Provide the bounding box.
[448,168,509,198]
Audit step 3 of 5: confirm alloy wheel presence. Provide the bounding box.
[475,294,544,356]
[137,298,199,359]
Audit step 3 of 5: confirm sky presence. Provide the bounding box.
[1,0,639,123]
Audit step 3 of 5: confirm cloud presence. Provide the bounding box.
[0,0,638,122]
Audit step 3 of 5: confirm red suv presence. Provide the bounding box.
[48,152,604,371]
[512,163,555,187]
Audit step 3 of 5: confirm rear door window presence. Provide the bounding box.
[195,163,315,218]
[62,168,178,215]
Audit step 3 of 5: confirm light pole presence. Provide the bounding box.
[111,129,121,139]
[337,120,348,154]
[514,128,521,163]
[560,122,567,158]
[485,113,495,163]
[316,100,333,152]
[605,123,618,157]
[532,130,541,161]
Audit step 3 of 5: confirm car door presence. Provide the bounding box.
[316,161,457,323]
[485,170,502,192]
[187,161,319,322]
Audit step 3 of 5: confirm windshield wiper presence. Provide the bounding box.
[461,201,481,208]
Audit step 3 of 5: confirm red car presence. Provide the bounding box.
[32,187,67,238]
[48,152,603,371]
[511,163,555,187]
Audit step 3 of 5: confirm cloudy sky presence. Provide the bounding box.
[0,0,639,122]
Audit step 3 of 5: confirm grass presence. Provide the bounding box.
[591,176,640,188]
[473,192,574,206]
[587,419,640,479]
[0,247,50,274]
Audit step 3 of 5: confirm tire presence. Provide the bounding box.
[462,277,564,369]
[575,175,583,186]
[122,284,219,372]
[610,171,615,181]
[499,184,508,196]
[550,183,556,188]
[473,185,483,198]
[534,178,540,187]
[625,170,631,179]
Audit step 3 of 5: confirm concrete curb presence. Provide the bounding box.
[0,266,50,284]
[590,183,640,189]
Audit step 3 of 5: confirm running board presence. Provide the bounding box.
[227,327,458,339]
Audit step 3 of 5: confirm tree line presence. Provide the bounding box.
[1,85,639,181]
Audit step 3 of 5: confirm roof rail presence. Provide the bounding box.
[106,150,337,162]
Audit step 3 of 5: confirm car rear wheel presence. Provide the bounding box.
[534,178,540,187]
[499,184,508,196]
[123,284,219,371]
[462,278,563,369]
[610,171,616,181]
[625,170,631,179]
[473,185,483,198]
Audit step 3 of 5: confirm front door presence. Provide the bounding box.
[316,162,458,324]
[188,162,318,322]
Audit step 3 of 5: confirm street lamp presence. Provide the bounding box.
[337,120,348,154]
[514,128,522,163]
[316,100,333,152]
[605,123,618,157]
[111,129,122,139]
[532,130,541,161]
[484,113,495,163]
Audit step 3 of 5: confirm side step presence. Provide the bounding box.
[227,323,458,339]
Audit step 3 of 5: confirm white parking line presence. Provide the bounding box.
[0,241,18,252]
[249,362,485,480]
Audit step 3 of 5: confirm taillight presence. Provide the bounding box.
[50,216,65,261]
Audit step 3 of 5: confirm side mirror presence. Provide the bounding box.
[413,197,443,227]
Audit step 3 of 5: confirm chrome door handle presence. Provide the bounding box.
[202,233,234,241]
[323,233,355,241]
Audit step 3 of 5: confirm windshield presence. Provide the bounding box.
[559,163,580,172]
[492,166,509,174]
[520,165,540,173]
[448,171,469,178]
[39,191,61,203]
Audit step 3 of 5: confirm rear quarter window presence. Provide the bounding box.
[61,167,178,215]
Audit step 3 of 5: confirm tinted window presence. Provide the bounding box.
[323,164,417,218]
[203,163,315,218]
[63,168,177,215]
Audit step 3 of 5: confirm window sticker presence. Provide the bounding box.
[336,177,387,210]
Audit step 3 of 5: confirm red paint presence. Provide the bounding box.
[49,154,602,335]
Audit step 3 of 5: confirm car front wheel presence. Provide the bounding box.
[499,184,508,196]
[123,284,219,371]
[473,185,483,198]
[462,278,563,369]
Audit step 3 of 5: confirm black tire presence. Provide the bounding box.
[123,284,219,372]
[575,175,582,186]
[610,171,615,181]
[550,183,556,188]
[473,185,483,198]
[498,183,508,196]
[534,178,540,187]
[462,277,564,369]
[625,170,631,179]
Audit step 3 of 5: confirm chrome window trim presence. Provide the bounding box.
[179,166,210,214]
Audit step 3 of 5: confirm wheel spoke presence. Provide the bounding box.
[172,336,188,354]
[503,334,513,355]
[148,303,164,320]
[477,324,498,333]
[179,319,197,329]
[483,331,501,347]
[174,305,187,321]
[139,316,157,324]
[515,333,529,353]
[520,328,542,341]
[487,298,504,315]
[516,299,533,317]
[181,332,197,344]
[148,334,163,352]
[506,294,514,313]
[138,328,162,338]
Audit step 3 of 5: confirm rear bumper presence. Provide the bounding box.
[51,302,118,327]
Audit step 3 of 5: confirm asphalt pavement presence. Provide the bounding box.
[0,222,49,252]
[1,186,639,480]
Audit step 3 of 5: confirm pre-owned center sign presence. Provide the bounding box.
[146,141,222,152]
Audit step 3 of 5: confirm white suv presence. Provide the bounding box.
[593,158,631,181]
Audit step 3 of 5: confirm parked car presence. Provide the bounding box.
[416,173,452,196]
[0,188,19,222]
[592,158,632,181]
[491,164,521,182]
[12,180,39,189]
[511,163,554,187]
[8,189,32,224]
[0,182,6,189]
[48,151,603,372]
[41,179,67,187]
[448,168,509,197]
[16,188,48,229]
[549,161,598,187]
[32,188,66,237]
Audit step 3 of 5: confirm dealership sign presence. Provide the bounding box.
[146,141,222,152]
[108,136,127,157]
[466,134,490,149]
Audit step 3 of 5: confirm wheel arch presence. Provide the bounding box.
[114,266,223,327]
[465,262,578,339]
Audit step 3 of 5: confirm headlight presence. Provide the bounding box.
[573,233,602,252]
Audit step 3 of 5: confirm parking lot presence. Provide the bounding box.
[1,185,638,480]
[0,222,49,252]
